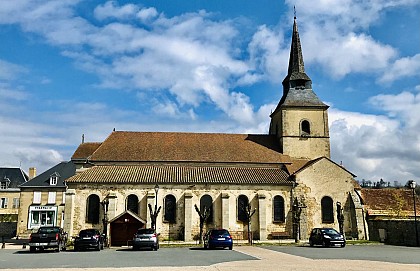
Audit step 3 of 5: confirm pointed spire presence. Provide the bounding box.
[285,15,310,81]
[269,14,327,111]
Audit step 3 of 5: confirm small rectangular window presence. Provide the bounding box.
[48,192,56,204]
[0,198,8,208]
[12,198,19,209]
[50,176,58,185]
[33,191,42,204]
[0,182,7,189]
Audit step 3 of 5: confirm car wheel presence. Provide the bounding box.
[153,246,158,251]
[30,246,36,253]
[229,246,233,250]
[309,240,314,247]
[55,243,61,252]
[322,240,328,247]
[341,243,346,248]
[132,245,138,251]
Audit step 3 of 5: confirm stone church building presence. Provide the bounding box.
[63,18,367,246]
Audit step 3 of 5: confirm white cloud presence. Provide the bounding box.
[94,1,138,21]
[137,7,158,23]
[248,25,288,83]
[0,60,26,80]
[282,0,418,81]
[379,54,420,84]
[329,89,420,182]
[303,29,396,78]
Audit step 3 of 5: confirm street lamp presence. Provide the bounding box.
[409,180,419,246]
[101,198,109,247]
[154,184,159,216]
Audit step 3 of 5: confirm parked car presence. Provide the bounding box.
[74,229,104,251]
[28,226,67,252]
[203,229,233,250]
[309,228,346,247]
[132,228,159,251]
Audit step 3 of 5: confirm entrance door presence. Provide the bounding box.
[40,213,47,226]
[109,212,144,246]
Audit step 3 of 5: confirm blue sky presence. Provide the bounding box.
[0,0,419,184]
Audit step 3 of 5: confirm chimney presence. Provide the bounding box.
[29,167,36,179]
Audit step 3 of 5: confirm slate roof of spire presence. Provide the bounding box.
[272,17,327,113]
[283,17,311,83]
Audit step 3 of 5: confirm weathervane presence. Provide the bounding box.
[294,6,297,19]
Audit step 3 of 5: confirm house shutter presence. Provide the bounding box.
[48,192,56,204]
[33,192,41,204]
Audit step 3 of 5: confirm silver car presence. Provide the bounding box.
[132,228,159,251]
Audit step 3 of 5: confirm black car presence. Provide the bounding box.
[309,228,345,247]
[203,229,233,250]
[74,229,104,251]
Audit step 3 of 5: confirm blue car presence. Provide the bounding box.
[203,229,233,250]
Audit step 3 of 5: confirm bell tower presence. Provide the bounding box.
[269,16,330,160]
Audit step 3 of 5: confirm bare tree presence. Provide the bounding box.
[241,204,256,244]
[148,203,161,231]
[194,204,210,244]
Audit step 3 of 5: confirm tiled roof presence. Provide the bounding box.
[361,188,420,216]
[71,142,102,160]
[66,165,292,185]
[84,131,290,164]
[20,162,76,188]
[0,168,28,189]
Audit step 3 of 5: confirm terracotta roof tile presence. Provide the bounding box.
[361,188,420,216]
[88,131,290,164]
[66,165,292,185]
[71,142,102,160]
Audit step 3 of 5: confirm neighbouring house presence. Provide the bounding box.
[17,162,76,237]
[0,167,29,237]
[360,188,420,246]
[62,17,368,246]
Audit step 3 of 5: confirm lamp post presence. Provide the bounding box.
[148,184,161,232]
[409,180,419,247]
[101,198,109,247]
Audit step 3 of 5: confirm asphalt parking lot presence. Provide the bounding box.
[0,247,256,269]
[0,244,419,270]
[266,244,420,264]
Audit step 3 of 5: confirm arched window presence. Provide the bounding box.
[301,120,310,136]
[273,195,285,222]
[126,194,139,214]
[164,194,176,223]
[237,195,249,222]
[200,195,213,223]
[86,194,100,224]
[321,196,334,223]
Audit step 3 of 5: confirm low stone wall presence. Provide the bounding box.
[0,222,17,238]
[368,220,420,246]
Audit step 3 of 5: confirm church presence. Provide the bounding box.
[63,17,367,246]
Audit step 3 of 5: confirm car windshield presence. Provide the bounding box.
[210,230,229,236]
[137,229,154,235]
[79,230,97,236]
[321,228,339,235]
[38,227,60,234]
